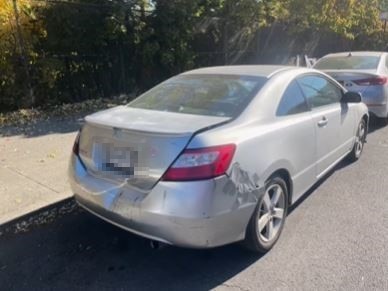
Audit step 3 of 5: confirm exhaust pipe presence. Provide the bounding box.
[150,240,167,250]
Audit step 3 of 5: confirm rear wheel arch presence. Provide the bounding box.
[267,169,293,206]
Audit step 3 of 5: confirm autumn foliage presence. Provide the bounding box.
[0,0,386,111]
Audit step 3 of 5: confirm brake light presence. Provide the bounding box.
[353,76,388,86]
[162,144,236,181]
[72,132,80,155]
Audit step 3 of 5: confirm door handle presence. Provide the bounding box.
[317,117,328,127]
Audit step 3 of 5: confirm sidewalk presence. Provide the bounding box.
[0,117,81,226]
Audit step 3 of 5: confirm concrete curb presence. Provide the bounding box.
[0,197,80,237]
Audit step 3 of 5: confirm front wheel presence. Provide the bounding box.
[243,176,288,253]
[348,119,367,162]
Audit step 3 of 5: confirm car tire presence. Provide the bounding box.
[347,119,367,162]
[243,176,288,253]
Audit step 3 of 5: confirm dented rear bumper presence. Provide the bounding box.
[69,154,263,248]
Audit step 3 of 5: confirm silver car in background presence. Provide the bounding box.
[314,51,388,121]
[69,65,368,253]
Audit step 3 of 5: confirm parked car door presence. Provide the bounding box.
[297,75,356,177]
[275,80,316,202]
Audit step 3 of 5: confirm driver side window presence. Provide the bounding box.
[297,75,342,108]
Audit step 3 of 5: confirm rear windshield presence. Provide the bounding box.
[314,56,380,70]
[128,74,267,117]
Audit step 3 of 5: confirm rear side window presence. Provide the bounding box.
[276,81,309,116]
[314,56,380,70]
[128,74,267,118]
[298,76,342,108]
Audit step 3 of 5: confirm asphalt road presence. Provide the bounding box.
[1,121,388,291]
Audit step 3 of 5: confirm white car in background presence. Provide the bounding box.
[314,51,388,122]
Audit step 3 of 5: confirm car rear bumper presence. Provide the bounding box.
[69,154,261,248]
[360,88,388,118]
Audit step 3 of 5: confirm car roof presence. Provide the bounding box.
[321,51,386,58]
[181,65,298,78]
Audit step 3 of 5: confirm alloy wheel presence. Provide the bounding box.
[257,184,286,242]
[355,121,366,157]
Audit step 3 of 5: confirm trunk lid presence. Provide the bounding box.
[323,69,381,93]
[78,106,230,190]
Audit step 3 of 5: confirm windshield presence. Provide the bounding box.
[314,56,380,70]
[128,74,267,117]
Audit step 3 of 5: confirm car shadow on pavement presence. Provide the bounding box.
[0,117,83,138]
[0,210,263,291]
[367,118,387,134]
[288,157,351,215]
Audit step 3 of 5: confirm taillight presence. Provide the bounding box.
[353,76,388,86]
[72,132,80,155]
[162,144,236,181]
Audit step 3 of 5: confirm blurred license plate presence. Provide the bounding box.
[108,146,132,168]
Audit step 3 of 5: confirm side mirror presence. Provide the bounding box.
[341,91,362,103]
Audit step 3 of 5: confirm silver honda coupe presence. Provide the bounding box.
[69,65,368,253]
